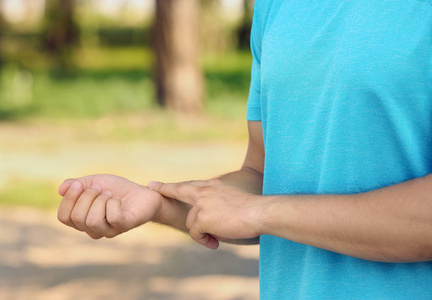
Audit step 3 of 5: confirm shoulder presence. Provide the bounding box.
[252,0,280,36]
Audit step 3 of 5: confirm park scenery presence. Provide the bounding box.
[0,1,259,299]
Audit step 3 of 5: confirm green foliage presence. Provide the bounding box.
[203,50,251,119]
[0,47,253,209]
[74,46,153,70]
[96,27,150,47]
[31,69,155,119]
[0,180,59,209]
[43,0,80,73]
[0,65,38,120]
[0,47,252,121]
[0,4,255,210]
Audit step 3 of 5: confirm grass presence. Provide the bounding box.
[0,180,60,210]
[0,46,253,209]
[0,46,252,138]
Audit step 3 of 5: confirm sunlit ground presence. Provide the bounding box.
[0,114,258,300]
[0,208,259,300]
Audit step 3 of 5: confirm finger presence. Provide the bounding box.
[70,185,102,232]
[57,181,84,229]
[58,178,76,196]
[148,181,198,205]
[106,197,133,231]
[189,228,219,250]
[84,228,104,240]
[180,180,209,187]
[86,191,120,238]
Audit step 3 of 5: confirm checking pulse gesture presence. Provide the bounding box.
[149,179,262,250]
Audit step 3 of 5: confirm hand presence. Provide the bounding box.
[149,179,262,249]
[58,174,164,239]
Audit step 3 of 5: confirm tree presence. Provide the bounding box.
[153,0,203,113]
[237,0,254,49]
[0,0,4,71]
[43,0,79,73]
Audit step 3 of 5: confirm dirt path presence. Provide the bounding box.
[0,122,259,300]
[0,208,259,300]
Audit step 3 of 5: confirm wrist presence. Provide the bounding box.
[152,196,190,232]
[245,195,274,237]
[251,195,284,237]
[151,195,170,224]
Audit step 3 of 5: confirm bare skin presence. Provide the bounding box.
[57,122,264,244]
[58,121,432,262]
[58,175,165,239]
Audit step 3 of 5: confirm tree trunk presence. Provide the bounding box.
[44,0,79,73]
[237,0,254,49]
[153,0,203,113]
[0,2,4,71]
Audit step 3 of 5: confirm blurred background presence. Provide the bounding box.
[0,0,259,299]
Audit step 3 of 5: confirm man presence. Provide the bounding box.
[58,0,432,298]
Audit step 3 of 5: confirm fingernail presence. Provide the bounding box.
[90,184,101,191]
[148,181,159,189]
[70,181,82,190]
[102,190,112,197]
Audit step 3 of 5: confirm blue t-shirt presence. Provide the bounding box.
[247,0,432,299]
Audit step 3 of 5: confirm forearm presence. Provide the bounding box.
[216,168,263,245]
[153,168,263,244]
[219,167,263,195]
[256,174,432,262]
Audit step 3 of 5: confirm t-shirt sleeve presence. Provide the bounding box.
[246,1,263,121]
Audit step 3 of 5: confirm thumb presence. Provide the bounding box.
[197,233,220,250]
[106,197,134,231]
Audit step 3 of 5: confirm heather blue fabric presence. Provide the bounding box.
[246,0,432,298]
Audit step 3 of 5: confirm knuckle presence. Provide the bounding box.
[88,233,102,240]
[85,217,100,231]
[83,186,100,197]
[70,211,85,227]
[106,214,122,229]
[208,178,221,185]
[199,186,214,196]
[195,211,210,225]
[106,215,117,226]
[199,185,216,198]
[57,212,70,224]
[105,231,118,239]
[193,187,205,199]
[70,211,80,223]
[195,198,206,209]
